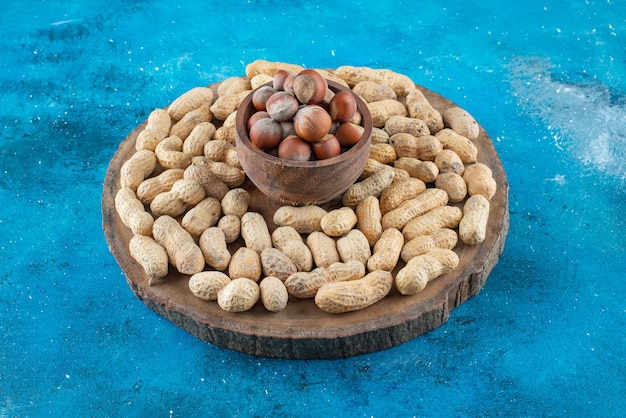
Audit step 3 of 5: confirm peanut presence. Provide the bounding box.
[352,80,397,103]
[315,270,393,313]
[333,66,415,98]
[273,205,327,234]
[135,129,164,152]
[221,188,250,218]
[199,227,231,271]
[213,110,238,143]
[355,195,383,246]
[369,143,397,164]
[396,248,460,295]
[217,77,252,97]
[170,102,212,140]
[434,149,465,175]
[261,248,298,282]
[182,122,216,157]
[435,172,467,203]
[204,139,236,164]
[150,178,205,217]
[463,163,497,200]
[210,90,251,121]
[241,212,272,254]
[250,74,273,90]
[217,278,260,312]
[321,207,358,237]
[129,235,168,284]
[311,68,351,88]
[342,167,395,208]
[114,188,154,236]
[306,231,340,269]
[189,271,231,300]
[384,115,430,138]
[146,108,172,138]
[434,128,478,164]
[168,87,214,122]
[360,158,409,182]
[259,276,289,312]
[228,247,262,282]
[218,214,241,244]
[181,197,221,236]
[402,205,463,241]
[192,156,245,188]
[271,226,304,248]
[393,157,439,183]
[459,194,490,245]
[401,228,458,262]
[370,127,391,144]
[155,136,191,169]
[367,228,404,272]
[381,188,449,231]
[136,168,184,204]
[184,163,229,201]
[379,177,427,214]
[120,149,156,190]
[337,229,371,265]
[152,215,205,275]
[245,60,305,78]
[443,106,479,141]
[405,88,444,133]
[367,99,409,128]
[389,133,419,159]
[284,260,365,298]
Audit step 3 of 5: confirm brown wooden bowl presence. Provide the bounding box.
[236,80,372,206]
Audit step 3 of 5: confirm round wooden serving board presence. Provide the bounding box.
[102,80,509,359]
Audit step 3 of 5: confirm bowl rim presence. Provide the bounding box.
[235,79,373,168]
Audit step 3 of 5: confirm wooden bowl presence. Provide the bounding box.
[235,80,372,206]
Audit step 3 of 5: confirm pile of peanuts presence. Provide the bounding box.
[114,60,497,314]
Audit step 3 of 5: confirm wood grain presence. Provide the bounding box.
[102,81,509,359]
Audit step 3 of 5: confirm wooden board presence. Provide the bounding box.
[102,81,509,359]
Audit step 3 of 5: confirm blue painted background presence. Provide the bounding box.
[1,1,625,416]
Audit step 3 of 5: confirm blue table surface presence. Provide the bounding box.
[1,1,625,417]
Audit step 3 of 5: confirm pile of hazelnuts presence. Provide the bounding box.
[247,69,365,161]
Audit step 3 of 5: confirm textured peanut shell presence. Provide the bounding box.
[273,205,327,234]
[459,194,490,245]
[261,248,298,282]
[401,228,459,263]
[120,149,156,190]
[216,77,252,97]
[355,195,383,246]
[463,163,497,200]
[260,277,289,312]
[221,188,250,218]
[170,102,212,140]
[199,227,231,271]
[342,167,395,208]
[367,228,404,272]
[315,270,393,314]
[402,205,463,241]
[435,172,467,203]
[434,149,465,175]
[183,163,229,201]
[337,229,371,265]
[379,177,426,214]
[284,260,366,299]
[384,115,430,138]
[136,168,185,204]
[114,188,154,236]
[321,207,358,237]
[129,235,168,284]
[395,248,460,295]
[228,247,262,282]
[393,157,439,183]
[217,278,260,313]
[367,99,409,128]
[333,66,415,98]
[217,214,241,244]
[435,128,478,164]
[149,178,206,218]
[183,122,216,157]
[443,106,480,141]
[189,271,231,301]
[152,215,205,275]
[306,231,340,269]
[368,143,397,165]
[275,239,313,273]
[210,90,251,121]
[181,197,221,236]
[405,88,444,134]
[146,108,172,138]
[352,81,397,103]
[381,188,449,231]
[241,212,272,254]
[245,59,305,78]
[155,136,191,170]
[168,87,214,122]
